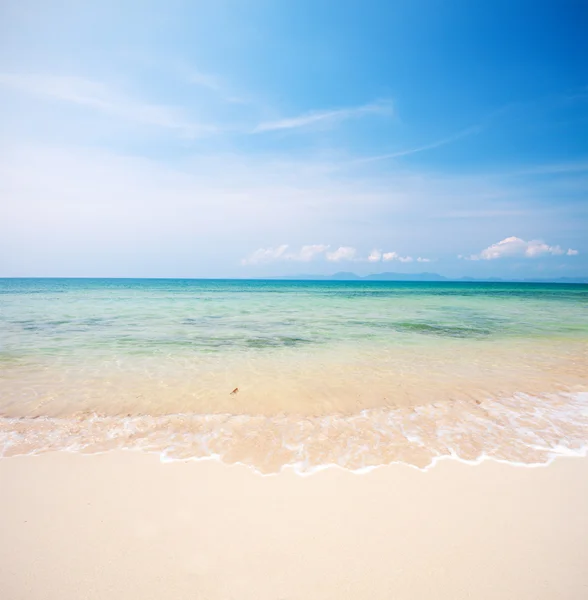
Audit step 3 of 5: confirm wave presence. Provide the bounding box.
[1,391,586,475]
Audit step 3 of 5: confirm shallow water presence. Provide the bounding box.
[1,278,587,472]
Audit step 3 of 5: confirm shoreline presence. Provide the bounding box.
[2,442,588,476]
[2,451,588,599]
[3,389,587,473]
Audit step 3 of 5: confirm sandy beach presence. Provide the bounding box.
[1,452,587,600]
[2,0,586,597]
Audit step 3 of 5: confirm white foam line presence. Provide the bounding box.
[2,392,587,474]
[2,438,587,477]
[149,441,588,478]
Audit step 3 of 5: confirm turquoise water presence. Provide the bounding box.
[2,278,588,359]
[1,278,587,471]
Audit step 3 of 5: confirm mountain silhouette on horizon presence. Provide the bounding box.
[267,272,588,283]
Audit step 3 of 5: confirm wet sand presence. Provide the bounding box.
[1,452,588,599]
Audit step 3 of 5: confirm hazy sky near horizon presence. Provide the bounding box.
[1,0,587,278]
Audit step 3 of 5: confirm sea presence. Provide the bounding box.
[1,278,587,473]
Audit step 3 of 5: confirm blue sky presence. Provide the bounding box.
[0,0,586,278]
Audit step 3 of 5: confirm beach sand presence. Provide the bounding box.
[1,452,587,599]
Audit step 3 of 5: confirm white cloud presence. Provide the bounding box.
[367,249,382,262]
[467,236,578,260]
[240,245,290,265]
[0,73,215,137]
[366,250,432,264]
[240,244,330,265]
[296,244,330,261]
[242,245,433,266]
[326,247,357,262]
[254,100,392,132]
[382,251,413,263]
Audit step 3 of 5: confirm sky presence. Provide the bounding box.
[0,0,587,279]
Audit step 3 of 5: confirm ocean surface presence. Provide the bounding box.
[1,278,587,472]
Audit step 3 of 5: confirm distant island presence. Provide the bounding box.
[269,272,588,284]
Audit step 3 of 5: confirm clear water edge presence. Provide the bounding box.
[1,278,587,473]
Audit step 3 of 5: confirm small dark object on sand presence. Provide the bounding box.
[230,387,239,395]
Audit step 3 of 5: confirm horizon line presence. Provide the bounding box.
[1,275,587,283]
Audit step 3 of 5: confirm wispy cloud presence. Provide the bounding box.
[0,73,216,137]
[181,68,223,92]
[465,236,579,260]
[442,209,528,219]
[174,63,250,103]
[253,100,393,133]
[353,125,482,165]
[510,161,588,176]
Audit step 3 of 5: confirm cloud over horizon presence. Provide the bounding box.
[241,245,435,266]
[241,244,330,265]
[465,237,579,261]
